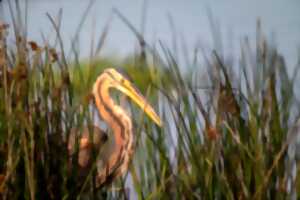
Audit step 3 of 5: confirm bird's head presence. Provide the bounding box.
[94,68,162,127]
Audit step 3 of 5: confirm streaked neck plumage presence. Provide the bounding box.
[93,73,134,186]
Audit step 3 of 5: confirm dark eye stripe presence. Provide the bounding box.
[104,70,116,81]
[105,67,134,83]
[105,67,145,99]
[115,67,134,82]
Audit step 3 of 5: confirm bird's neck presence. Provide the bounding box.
[93,79,134,185]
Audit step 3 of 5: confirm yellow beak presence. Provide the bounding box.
[115,79,162,127]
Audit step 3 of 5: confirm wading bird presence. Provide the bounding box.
[68,68,162,188]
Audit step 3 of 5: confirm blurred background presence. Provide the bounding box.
[0,1,300,199]
[0,0,299,67]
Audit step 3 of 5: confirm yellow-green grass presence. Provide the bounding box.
[0,3,299,199]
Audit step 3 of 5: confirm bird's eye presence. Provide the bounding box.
[115,67,133,82]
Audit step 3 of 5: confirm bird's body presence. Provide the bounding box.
[68,126,107,178]
[68,68,162,187]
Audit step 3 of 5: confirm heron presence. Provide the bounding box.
[68,68,162,188]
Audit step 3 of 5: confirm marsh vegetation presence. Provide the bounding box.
[0,1,299,199]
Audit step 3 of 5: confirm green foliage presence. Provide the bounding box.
[69,56,169,103]
[0,3,299,200]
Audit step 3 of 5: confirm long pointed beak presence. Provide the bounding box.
[115,79,162,127]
